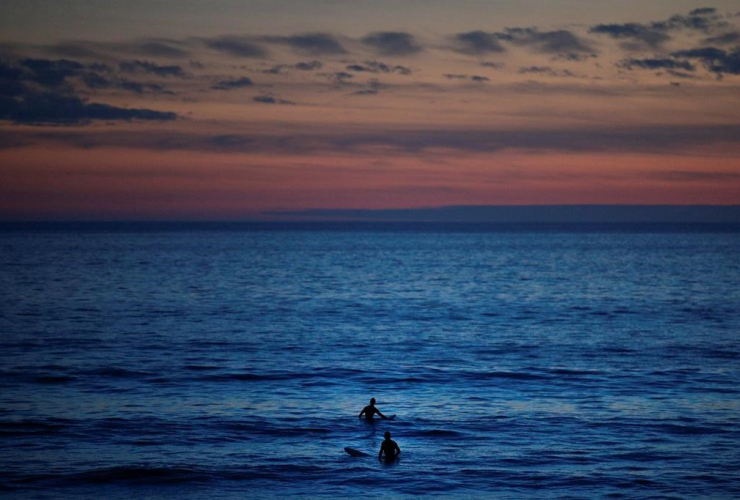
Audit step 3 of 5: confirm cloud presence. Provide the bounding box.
[324,71,353,84]
[0,58,177,123]
[45,38,192,59]
[0,91,176,124]
[78,70,174,94]
[294,60,323,71]
[211,76,254,90]
[502,28,595,55]
[672,47,740,75]
[13,122,739,155]
[589,8,728,50]
[518,66,578,77]
[453,31,506,55]
[589,23,669,49]
[136,40,190,58]
[352,79,382,95]
[46,41,108,59]
[264,60,323,74]
[253,95,295,105]
[704,32,740,45]
[118,60,186,78]
[480,61,505,69]
[647,169,740,181]
[689,7,717,17]
[14,58,168,95]
[262,33,346,55]
[619,58,695,71]
[443,73,488,82]
[665,69,698,79]
[117,80,173,94]
[664,8,725,31]
[21,58,85,87]
[553,53,597,62]
[203,36,268,58]
[345,60,412,75]
[0,61,25,97]
[361,32,422,56]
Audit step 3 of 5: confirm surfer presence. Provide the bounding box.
[378,431,401,462]
[358,398,390,421]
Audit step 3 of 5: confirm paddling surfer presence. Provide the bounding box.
[379,431,401,462]
[358,397,389,421]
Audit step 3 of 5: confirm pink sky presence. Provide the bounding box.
[1,2,739,219]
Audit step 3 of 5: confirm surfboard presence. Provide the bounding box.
[344,447,370,457]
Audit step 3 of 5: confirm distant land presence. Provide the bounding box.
[2,206,740,230]
[266,205,740,224]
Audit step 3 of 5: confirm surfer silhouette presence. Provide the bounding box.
[358,397,389,421]
[379,431,401,461]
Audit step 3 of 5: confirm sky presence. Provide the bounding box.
[1,1,739,220]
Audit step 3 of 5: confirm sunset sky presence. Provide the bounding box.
[1,1,739,220]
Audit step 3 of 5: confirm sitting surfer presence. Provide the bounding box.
[378,431,401,462]
[358,397,389,421]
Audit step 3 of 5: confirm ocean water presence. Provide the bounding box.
[1,223,739,499]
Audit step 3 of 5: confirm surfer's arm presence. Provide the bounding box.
[358,408,365,418]
[378,445,384,460]
[376,410,387,419]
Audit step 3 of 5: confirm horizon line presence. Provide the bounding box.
[2,204,740,224]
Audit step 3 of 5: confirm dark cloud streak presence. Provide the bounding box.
[361,32,422,56]
[21,58,85,87]
[0,92,176,125]
[0,58,177,124]
[590,7,729,49]
[704,32,740,45]
[253,95,295,104]
[8,123,740,154]
[502,28,595,55]
[672,47,740,75]
[619,58,695,71]
[345,60,411,75]
[589,23,669,49]
[136,40,190,58]
[119,60,187,78]
[454,31,505,55]
[261,33,346,55]
[211,76,254,90]
[264,60,322,74]
[203,36,268,58]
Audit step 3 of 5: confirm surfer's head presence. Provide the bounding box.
[370,398,376,405]
[384,431,391,440]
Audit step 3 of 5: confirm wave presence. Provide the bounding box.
[650,423,730,435]
[10,463,334,487]
[407,429,465,438]
[79,367,154,378]
[56,465,208,485]
[183,364,221,371]
[32,375,77,384]
[220,421,334,437]
[0,418,71,436]
[202,367,364,383]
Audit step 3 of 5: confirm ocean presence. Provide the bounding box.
[1,223,739,499]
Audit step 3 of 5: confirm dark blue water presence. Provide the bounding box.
[2,224,739,499]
